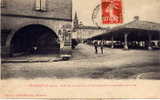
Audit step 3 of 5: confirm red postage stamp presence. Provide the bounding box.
[101,0,123,24]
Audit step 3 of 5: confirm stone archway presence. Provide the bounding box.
[10,24,60,56]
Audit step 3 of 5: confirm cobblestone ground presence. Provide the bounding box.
[1,43,160,79]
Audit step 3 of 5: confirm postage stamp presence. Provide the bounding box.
[101,0,123,24]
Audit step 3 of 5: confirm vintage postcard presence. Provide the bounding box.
[1,99,160,100]
[1,0,160,98]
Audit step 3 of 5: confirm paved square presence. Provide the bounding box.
[1,44,160,79]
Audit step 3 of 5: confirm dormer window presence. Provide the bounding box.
[35,0,47,11]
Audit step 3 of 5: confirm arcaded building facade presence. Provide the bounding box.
[1,0,72,56]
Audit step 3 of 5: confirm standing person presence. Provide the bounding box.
[93,40,98,54]
[32,45,38,54]
[99,40,104,54]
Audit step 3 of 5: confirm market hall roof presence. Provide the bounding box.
[90,19,160,41]
[113,20,160,31]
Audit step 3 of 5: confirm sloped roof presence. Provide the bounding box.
[112,20,160,31]
[89,20,160,40]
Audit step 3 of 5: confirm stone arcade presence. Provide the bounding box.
[1,0,72,57]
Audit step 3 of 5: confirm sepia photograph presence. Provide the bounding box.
[1,0,160,80]
[1,0,160,98]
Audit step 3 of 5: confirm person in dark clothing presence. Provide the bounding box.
[72,39,78,49]
[93,40,98,54]
[31,45,38,54]
[99,40,104,54]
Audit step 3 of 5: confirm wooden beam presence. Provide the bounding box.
[124,33,128,49]
[148,33,152,50]
[111,35,114,48]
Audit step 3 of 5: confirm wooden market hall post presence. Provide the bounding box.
[124,33,128,49]
[111,35,114,48]
[148,33,152,50]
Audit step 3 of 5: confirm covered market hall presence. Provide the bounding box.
[89,17,160,50]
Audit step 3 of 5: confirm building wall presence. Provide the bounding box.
[1,0,72,56]
[73,28,107,40]
[1,0,72,19]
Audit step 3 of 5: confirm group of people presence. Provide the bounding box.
[93,40,105,54]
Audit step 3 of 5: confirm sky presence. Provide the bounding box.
[73,0,160,27]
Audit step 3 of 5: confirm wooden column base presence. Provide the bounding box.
[124,45,128,50]
[148,46,152,50]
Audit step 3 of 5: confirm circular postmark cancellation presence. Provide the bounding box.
[92,0,123,27]
[92,4,101,28]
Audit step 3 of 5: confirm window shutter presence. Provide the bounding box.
[1,0,6,8]
[35,0,41,10]
[41,0,46,11]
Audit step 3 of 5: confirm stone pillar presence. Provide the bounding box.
[1,46,11,57]
[124,33,128,49]
[111,35,114,48]
[148,34,152,50]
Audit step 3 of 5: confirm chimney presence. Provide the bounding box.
[134,16,139,21]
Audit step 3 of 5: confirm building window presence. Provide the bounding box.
[35,0,47,11]
[1,0,6,8]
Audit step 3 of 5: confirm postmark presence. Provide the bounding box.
[92,4,101,28]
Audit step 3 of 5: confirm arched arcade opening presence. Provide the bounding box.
[10,24,60,56]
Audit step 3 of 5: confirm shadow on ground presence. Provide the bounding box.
[2,63,160,80]
[2,44,160,80]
